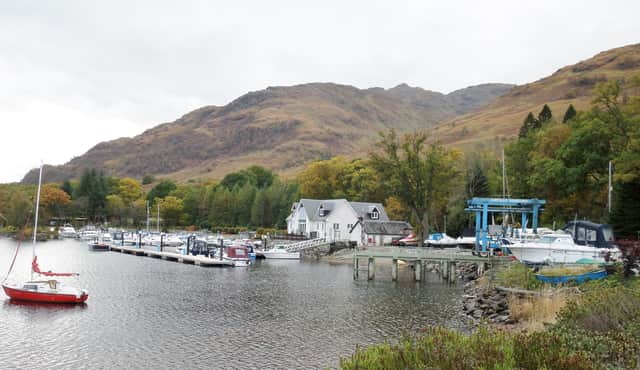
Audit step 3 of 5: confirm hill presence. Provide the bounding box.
[430,43,640,148]
[22,82,513,183]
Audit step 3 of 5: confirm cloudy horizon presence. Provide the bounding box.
[2,0,639,182]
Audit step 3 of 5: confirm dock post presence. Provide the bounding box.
[391,259,398,281]
[138,233,142,249]
[477,262,485,276]
[353,257,359,280]
[367,258,375,280]
[442,261,449,280]
[414,260,422,281]
[450,262,457,283]
[160,234,164,252]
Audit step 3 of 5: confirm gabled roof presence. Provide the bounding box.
[298,198,350,221]
[349,202,389,221]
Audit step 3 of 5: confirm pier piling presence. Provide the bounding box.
[367,258,375,280]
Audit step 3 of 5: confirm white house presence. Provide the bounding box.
[286,199,411,246]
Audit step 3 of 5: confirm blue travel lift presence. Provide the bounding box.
[464,197,546,256]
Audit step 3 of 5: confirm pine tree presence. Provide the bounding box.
[519,112,538,138]
[563,104,577,123]
[610,178,640,239]
[60,179,74,197]
[466,163,490,199]
[537,104,553,124]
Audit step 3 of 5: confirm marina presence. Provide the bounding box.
[0,237,467,369]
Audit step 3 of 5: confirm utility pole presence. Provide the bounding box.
[608,161,613,213]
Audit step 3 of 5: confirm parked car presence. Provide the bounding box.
[391,236,403,246]
[398,233,417,246]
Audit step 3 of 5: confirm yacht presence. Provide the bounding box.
[507,233,620,264]
[58,224,78,238]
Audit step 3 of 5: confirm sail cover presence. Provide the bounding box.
[32,256,78,277]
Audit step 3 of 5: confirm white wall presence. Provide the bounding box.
[325,201,360,243]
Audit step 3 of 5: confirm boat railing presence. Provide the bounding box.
[285,238,328,252]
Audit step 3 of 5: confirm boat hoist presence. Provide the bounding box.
[464,197,546,255]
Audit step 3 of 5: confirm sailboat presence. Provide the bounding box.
[2,164,88,304]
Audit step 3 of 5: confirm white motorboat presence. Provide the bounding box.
[507,233,620,264]
[424,233,458,248]
[58,224,78,238]
[144,233,183,247]
[259,246,300,260]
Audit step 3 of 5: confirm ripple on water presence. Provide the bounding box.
[1,239,467,368]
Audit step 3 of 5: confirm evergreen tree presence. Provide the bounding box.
[537,104,553,124]
[519,112,538,138]
[76,169,108,221]
[610,178,640,239]
[563,104,577,123]
[60,179,74,197]
[466,163,490,199]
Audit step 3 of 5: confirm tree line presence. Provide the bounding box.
[0,76,638,239]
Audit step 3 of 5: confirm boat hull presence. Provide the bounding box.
[535,269,607,284]
[88,243,110,251]
[2,284,88,304]
[507,245,614,264]
[261,252,300,259]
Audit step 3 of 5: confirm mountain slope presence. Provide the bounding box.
[22,82,513,183]
[430,43,640,147]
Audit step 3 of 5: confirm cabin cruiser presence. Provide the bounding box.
[224,245,251,267]
[87,232,111,251]
[58,224,78,238]
[506,233,620,264]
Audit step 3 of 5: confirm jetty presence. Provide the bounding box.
[353,246,511,281]
[109,245,235,267]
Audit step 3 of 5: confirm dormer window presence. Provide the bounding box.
[319,204,328,217]
[371,210,379,220]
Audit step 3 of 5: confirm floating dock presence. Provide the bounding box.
[109,245,235,267]
[353,246,512,282]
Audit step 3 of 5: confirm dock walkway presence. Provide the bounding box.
[109,245,235,267]
[353,246,512,281]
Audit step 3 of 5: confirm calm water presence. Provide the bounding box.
[0,238,466,369]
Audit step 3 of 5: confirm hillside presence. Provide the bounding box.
[431,43,640,148]
[22,82,513,183]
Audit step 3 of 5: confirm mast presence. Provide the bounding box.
[31,163,43,281]
[146,201,150,232]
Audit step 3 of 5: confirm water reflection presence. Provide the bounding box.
[1,238,467,368]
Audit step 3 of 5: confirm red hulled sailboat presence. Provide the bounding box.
[2,164,88,304]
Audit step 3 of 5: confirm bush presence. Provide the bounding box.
[496,262,542,290]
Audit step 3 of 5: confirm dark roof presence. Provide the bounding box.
[349,201,390,221]
[361,221,412,235]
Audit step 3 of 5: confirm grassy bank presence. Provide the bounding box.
[339,265,640,369]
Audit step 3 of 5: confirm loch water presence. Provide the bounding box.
[0,238,467,369]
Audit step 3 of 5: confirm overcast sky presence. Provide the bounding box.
[1,0,639,183]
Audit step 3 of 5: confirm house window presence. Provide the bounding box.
[371,211,379,220]
[347,224,353,230]
[333,223,340,230]
[299,220,306,234]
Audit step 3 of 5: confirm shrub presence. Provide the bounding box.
[496,262,542,290]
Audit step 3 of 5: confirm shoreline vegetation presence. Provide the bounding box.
[338,259,640,369]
